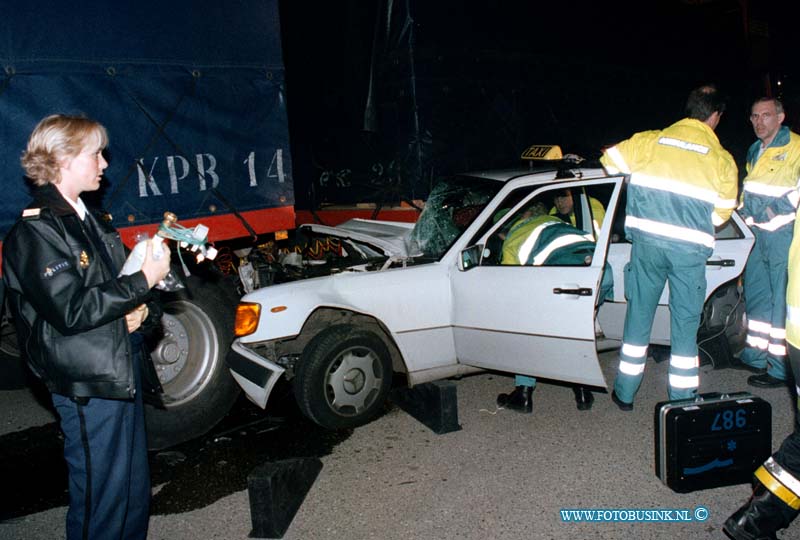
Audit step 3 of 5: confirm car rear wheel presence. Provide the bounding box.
[294,325,392,430]
[698,282,746,367]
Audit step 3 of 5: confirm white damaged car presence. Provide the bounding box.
[229,147,753,429]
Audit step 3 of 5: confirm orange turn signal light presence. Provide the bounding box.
[234,302,261,337]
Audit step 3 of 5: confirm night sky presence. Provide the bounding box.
[279,0,795,205]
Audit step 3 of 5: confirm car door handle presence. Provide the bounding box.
[553,287,593,296]
[706,259,735,267]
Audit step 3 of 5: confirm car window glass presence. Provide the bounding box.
[715,219,745,240]
[468,185,538,246]
[482,187,597,267]
[568,184,613,240]
[407,175,502,260]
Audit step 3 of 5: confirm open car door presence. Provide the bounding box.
[450,176,623,387]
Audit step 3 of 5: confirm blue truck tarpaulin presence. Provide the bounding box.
[0,0,293,238]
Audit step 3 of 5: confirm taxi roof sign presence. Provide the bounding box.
[521,145,563,160]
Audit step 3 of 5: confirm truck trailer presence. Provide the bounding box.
[0,0,304,449]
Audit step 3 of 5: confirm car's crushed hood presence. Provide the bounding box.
[300,218,415,258]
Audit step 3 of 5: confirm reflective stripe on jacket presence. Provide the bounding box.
[741,126,800,232]
[501,215,595,266]
[601,118,738,255]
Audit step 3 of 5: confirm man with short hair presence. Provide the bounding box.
[600,85,738,410]
[734,97,800,388]
[550,188,606,235]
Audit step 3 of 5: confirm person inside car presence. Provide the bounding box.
[495,201,606,412]
[550,187,606,235]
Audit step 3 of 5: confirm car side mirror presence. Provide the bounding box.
[459,244,482,271]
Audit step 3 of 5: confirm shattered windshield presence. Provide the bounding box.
[407,175,502,259]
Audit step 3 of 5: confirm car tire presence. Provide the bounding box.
[698,282,746,368]
[144,277,241,450]
[294,324,393,430]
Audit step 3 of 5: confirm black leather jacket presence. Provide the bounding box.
[2,184,153,399]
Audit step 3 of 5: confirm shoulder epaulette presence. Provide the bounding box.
[22,208,41,220]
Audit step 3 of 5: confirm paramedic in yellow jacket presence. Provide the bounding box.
[723,203,800,539]
[496,201,600,413]
[735,97,800,388]
[600,85,738,410]
[549,189,606,234]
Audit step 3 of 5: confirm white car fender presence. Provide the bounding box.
[237,264,439,341]
[238,261,458,373]
[237,274,356,344]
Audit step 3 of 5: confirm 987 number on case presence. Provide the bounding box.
[710,408,747,432]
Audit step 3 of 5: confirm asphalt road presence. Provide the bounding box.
[2,349,799,540]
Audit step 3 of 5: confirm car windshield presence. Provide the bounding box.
[407,175,503,259]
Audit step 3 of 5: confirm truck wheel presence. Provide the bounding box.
[294,325,392,430]
[0,303,20,359]
[145,278,240,450]
[0,303,28,390]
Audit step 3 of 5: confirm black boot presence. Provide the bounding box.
[724,483,799,540]
[497,385,533,413]
[572,386,594,411]
[747,372,786,388]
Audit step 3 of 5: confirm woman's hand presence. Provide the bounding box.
[140,239,172,289]
[126,303,149,333]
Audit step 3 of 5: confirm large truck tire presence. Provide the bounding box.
[0,300,27,390]
[293,324,393,430]
[1,312,20,359]
[145,276,241,450]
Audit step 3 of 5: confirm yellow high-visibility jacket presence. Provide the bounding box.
[601,118,738,255]
[740,126,800,232]
[501,214,595,266]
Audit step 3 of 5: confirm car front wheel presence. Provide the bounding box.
[293,325,393,430]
